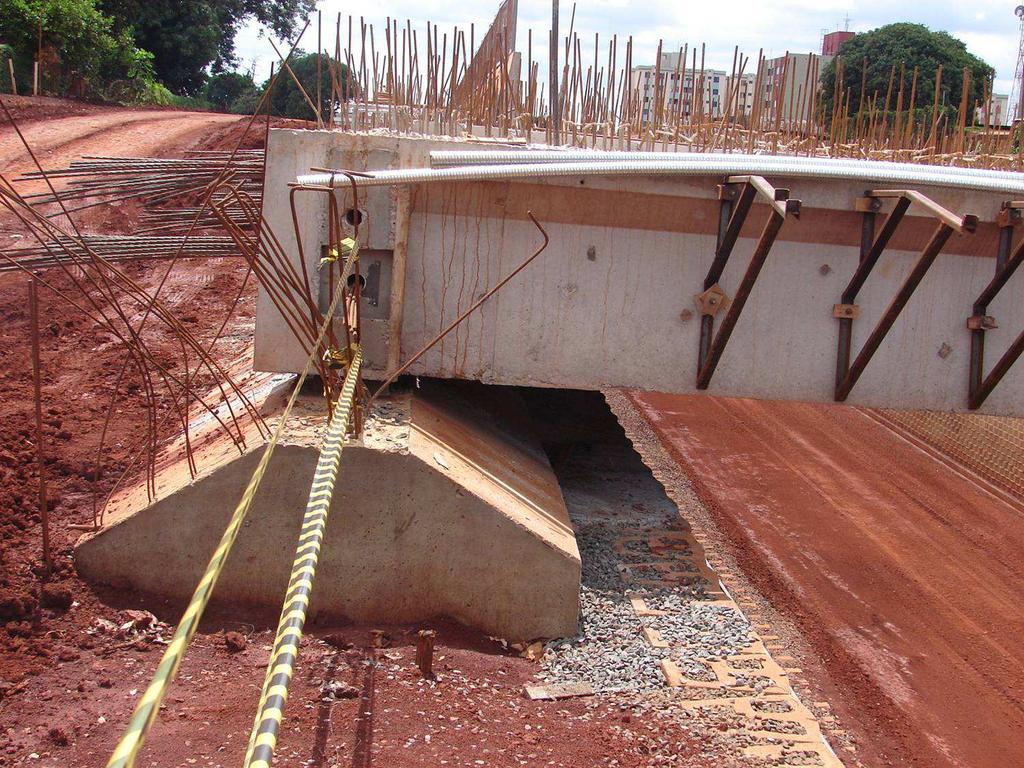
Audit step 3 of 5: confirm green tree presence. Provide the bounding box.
[821,23,994,124]
[0,0,154,94]
[204,70,257,111]
[0,44,15,92]
[228,87,262,114]
[99,0,315,95]
[262,51,352,120]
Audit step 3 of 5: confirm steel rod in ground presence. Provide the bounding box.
[28,278,50,577]
[242,348,363,768]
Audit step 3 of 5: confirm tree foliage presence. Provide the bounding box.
[228,87,262,115]
[821,23,994,122]
[261,52,352,119]
[203,70,258,111]
[0,44,15,92]
[98,0,315,95]
[0,0,154,93]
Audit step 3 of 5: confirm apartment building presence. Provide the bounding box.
[977,93,1011,127]
[821,30,854,56]
[761,52,832,124]
[724,72,757,118]
[629,51,726,124]
[630,48,836,126]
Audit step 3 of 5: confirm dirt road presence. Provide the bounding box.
[0,107,240,177]
[628,392,1024,768]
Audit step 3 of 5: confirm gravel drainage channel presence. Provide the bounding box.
[520,389,845,768]
[538,438,751,693]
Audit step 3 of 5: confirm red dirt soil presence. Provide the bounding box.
[0,108,240,176]
[0,94,109,124]
[0,103,262,678]
[629,392,1024,768]
[0,100,259,765]
[3,616,711,768]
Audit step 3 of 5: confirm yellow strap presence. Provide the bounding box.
[104,243,359,768]
[317,236,357,270]
[242,348,363,768]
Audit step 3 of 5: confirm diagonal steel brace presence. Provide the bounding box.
[696,175,801,390]
[834,189,977,402]
[967,202,1024,409]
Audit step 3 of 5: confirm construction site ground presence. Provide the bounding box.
[622,392,1024,768]
[0,97,1020,768]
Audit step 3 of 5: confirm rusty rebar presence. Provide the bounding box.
[28,279,51,577]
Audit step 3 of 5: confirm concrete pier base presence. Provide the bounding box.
[75,381,580,641]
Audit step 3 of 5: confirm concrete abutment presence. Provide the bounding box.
[75,381,580,642]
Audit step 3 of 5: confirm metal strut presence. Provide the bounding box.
[696,175,801,389]
[833,189,978,402]
[967,201,1024,409]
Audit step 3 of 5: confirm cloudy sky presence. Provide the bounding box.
[233,0,1022,96]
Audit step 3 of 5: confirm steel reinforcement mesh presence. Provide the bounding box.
[872,409,1024,502]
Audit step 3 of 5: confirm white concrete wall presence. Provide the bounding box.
[256,130,1024,415]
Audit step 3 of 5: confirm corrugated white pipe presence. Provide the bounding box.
[430,149,1023,185]
[297,157,1024,195]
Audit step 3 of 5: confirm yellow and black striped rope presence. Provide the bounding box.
[105,242,359,768]
[243,346,362,768]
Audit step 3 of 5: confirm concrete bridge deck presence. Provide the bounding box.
[256,131,1024,415]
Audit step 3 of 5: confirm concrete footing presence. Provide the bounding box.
[75,381,580,641]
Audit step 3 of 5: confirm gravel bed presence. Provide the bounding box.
[642,593,753,676]
[733,673,781,693]
[540,586,664,692]
[541,521,663,691]
[752,698,795,713]
[781,749,827,766]
[540,444,754,694]
[753,716,807,735]
[615,536,652,556]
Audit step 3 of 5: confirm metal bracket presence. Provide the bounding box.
[717,184,740,201]
[696,176,801,390]
[695,284,730,317]
[854,196,884,214]
[834,189,977,402]
[967,200,1024,409]
[995,204,1022,229]
[966,315,998,331]
[833,303,860,319]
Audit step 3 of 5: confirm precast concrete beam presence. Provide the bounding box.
[256,130,1024,415]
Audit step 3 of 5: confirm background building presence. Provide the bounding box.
[724,72,757,118]
[822,30,855,56]
[761,52,831,125]
[629,51,725,124]
[632,37,854,127]
[977,93,1010,127]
